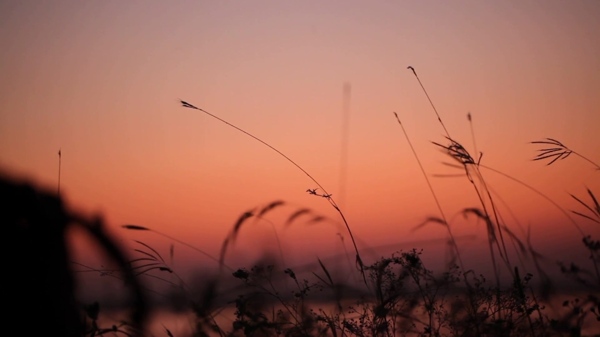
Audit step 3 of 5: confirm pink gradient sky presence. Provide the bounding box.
[1,1,599,276]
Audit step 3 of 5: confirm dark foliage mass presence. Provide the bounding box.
[1,173,148,337]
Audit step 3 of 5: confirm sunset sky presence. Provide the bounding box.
[1,1,599,281]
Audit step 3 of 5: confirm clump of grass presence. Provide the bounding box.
[404,68,513,279]
[70,71,600,337]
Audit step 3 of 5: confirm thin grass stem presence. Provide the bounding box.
[478,164,585,236]
[393,112,465,271]
[179,100,367,285]
[57,148,61,196]
[407,66,450,138]
[467,112,478,156]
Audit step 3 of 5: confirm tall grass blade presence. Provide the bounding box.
[318,258,334,286]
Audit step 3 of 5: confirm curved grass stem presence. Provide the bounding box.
[179,100,367,285]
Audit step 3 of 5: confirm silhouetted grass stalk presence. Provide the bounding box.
[467,112,479,157]
[392,112,464,270]
[179,100,367,285]
[407,66,521,325]
[408,67,513,272]
[57,148,61,196]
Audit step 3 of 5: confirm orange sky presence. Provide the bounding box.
[1,1,599,280]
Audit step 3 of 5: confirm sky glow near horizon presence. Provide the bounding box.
[1,1,599,275]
